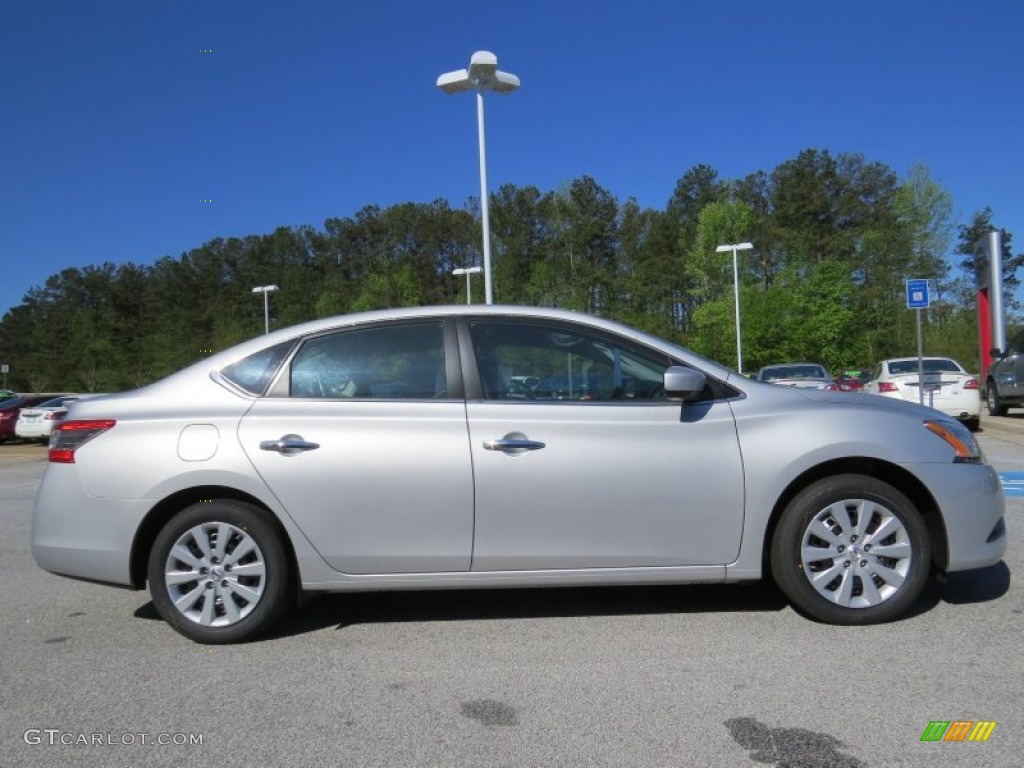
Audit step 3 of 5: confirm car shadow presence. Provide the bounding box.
[897,562,1012,621]
[931,562,1011,605]
[132,562,1011,641]
[264,581,790,640]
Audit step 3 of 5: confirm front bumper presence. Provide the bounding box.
[909,461,1007,571]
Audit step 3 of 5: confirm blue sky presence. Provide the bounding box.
[2,0,1021,317]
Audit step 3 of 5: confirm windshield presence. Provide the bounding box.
[760,365,827,381]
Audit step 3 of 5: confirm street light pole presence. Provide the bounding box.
[452,266,483,305]
[251,284,279,334]
[437,51,520,305]
[715,243,754,373]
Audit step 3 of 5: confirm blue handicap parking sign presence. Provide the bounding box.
[999,471,1024,497]
[906,279,929,309]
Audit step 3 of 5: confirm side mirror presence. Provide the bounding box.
[664,365,707,401]
[990,347,1004,358]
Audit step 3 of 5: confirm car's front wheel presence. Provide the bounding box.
[148,500,293,643]
[770,475,931,625]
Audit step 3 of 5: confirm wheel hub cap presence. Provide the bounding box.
[163,521,267,627]
[799,498,913,609]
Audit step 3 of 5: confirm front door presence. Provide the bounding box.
[463,319,744,571]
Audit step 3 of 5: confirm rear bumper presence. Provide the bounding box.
[31,465,149,587]
[876,389,981,419]
[15,424,50,439]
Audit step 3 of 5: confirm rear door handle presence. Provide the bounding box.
[260,434,320,455]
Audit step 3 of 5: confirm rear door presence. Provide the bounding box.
[239,320,474,574]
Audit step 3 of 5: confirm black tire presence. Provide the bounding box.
[987,381,1008,417]
[148,500,293,643]
[770,474,931,625]
[966,417,981,433]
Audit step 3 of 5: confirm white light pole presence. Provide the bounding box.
[452,266,483,305]
[251,284,279,334]
[715,242,754,373]
[437,51,520,305]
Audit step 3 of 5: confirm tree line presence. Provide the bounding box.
[1,147,1019,393]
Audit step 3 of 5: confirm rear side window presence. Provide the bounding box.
[289,322,446,399]
[220,340,295,396]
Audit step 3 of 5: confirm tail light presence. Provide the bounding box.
[44,411,62,420]
[878,382,899,393]
[49,420,116,463]
[964,378,979,390]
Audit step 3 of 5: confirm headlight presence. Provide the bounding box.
[924,420,981,463]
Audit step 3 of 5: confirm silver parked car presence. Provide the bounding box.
[755,362,836,390]
[32,306,1006,643]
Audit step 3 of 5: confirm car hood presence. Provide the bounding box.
[793,387,951,420]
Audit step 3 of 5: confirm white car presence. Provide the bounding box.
[863,358,980,431]
[14,395,82,442]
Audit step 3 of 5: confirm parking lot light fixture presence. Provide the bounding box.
[251,284,279,334]
[437,51,520,306]
[452,266,483,305]
[715,242,754,373]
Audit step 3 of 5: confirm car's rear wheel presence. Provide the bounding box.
[148,500,292,643]
[770,475,931,625]
[987,380,1008,417]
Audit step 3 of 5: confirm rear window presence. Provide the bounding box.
[888,359,962,375]
[37,396,78,408]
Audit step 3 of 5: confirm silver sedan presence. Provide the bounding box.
[31,306,1006,643]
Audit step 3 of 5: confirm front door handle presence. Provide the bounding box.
[260,434,320,455]
[483,437,546,453]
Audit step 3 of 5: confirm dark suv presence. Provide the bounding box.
[986,330,1024,415]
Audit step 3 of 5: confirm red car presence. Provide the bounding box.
[837,370,871,391]
[0,396,54,443]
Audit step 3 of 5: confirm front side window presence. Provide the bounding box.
[470,321,672,402]
[290,322,446,399]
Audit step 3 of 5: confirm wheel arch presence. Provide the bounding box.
[129,486,300,590]
[762,458,950,573]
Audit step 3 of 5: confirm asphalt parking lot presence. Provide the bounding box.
[1,423,1021,768]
